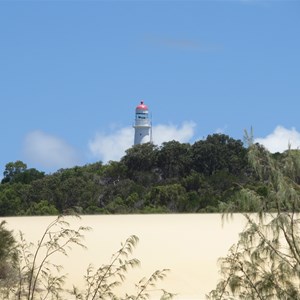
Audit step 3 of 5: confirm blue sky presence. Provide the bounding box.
[1,0,299,174]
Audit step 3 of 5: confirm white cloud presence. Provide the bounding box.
[152,121,196,146]
[23,130,80,170]
[89,127,133,163]
[88,122,196,163]
[255,126,300,153]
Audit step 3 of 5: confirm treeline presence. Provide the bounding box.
[0,134,293,216]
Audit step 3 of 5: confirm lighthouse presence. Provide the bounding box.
[133,101,152,145]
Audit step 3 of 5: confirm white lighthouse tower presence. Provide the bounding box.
[133,101,152,145]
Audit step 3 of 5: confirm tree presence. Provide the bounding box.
[207,143,300,299]
[157,140,191,179]
[10,215,89,300]
[120,143,160,187]
[2,161,27,184]
[122,143,158,175]
[1,161,44,185]
[0,184,23,216]
[16,168,45,184]
[0,221,17,284]
[72,235,173,300]
[0,216,174,300]
[25,200,59,215]
[146,184,187,212]
[190,134,247,176]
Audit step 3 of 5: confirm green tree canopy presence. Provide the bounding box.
[191,134,247,176]
[208,144,300,299]
[2,161,27,184]
[1,161,44,184]
[157,140,191,179]
[0,221,17,282]
[121,143,158,174]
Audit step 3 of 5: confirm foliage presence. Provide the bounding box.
[157,141,191,179]
[0,215,90,300]
[121,143,158,175]
[0,216,174,300]
[1,161,27,184]
[72,235,174,300]
[0,221,18,286]
[1,161,44,184]
[207,143,300,299]
[190,134,248,176]
[0,134,274,215]
[26,200,59,215]
[146,184,187,212]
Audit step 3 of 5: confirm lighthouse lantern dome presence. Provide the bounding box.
[136,101,148,111]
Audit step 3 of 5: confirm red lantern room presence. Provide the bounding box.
[136,101,148,111]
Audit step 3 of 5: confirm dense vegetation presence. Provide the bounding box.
[0,133,295,216]
[207,136,300,299]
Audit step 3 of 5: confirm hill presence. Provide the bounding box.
[0,134,290,216]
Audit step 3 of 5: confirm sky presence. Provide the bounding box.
[0,0,299,175]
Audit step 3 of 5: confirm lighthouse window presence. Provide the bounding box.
[136,113,147,119]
